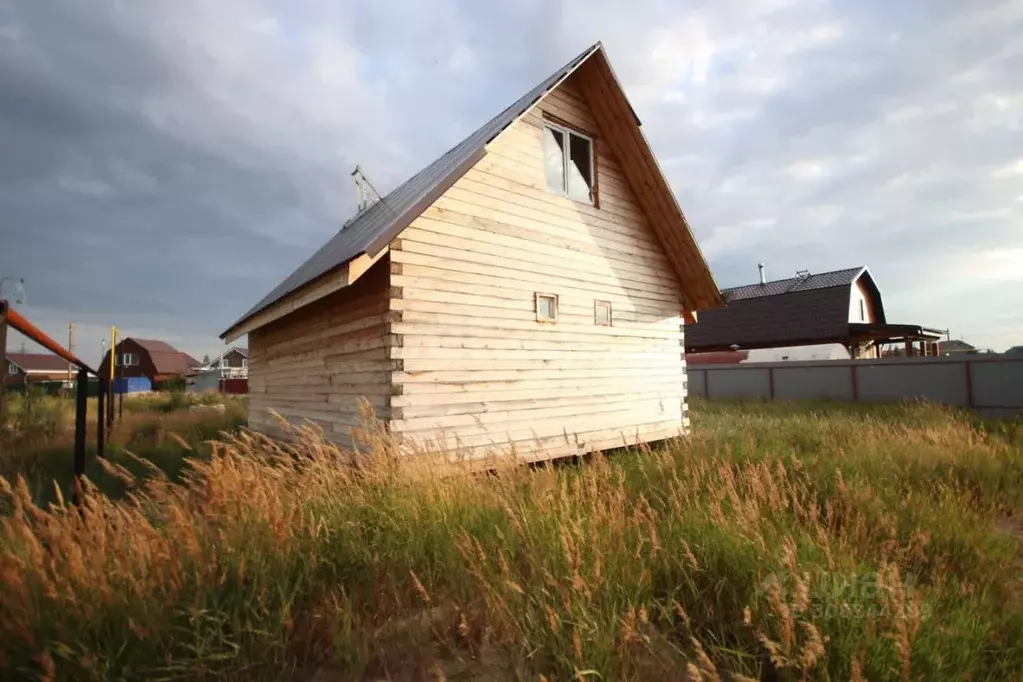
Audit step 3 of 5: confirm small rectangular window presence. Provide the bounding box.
[858,300,866,321]
[594,300,612,326]
[123,353,138,367]
[7,363,17,375]
[535,293,558,322]
[543,122,594,204]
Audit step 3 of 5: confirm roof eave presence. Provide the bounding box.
[577,48,723,311]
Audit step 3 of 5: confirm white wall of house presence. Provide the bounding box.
[745,345,851,363]
[849,280,873,323]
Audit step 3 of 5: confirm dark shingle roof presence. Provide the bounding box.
[723,267,865,302]
[687,267,883,352]
[224,42,604,338]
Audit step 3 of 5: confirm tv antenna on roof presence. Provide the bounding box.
[351,165,382,214]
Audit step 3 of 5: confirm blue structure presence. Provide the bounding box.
[113,376,152,394]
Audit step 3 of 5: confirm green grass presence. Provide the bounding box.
[1,399,1022,681]
[0,390,247,508]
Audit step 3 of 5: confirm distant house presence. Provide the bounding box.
[1006,345,1023,356]
[220,42,723,459]
[185,347,249,394]
[205,347,248,378]
[99,338,200,389]
[936,339,976,355]
[686,266,944,358]
[4,353,72,387]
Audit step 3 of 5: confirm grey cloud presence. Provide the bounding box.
[0,0,1021,355]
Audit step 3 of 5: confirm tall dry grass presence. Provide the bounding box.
[1,399,1022,680]
[0,392,247,508]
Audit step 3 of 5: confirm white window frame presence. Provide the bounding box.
[7,363,17,375]
[543,121,595,205]
[122,352,138,367]
[535,292,558,323]
[594,300,612,326]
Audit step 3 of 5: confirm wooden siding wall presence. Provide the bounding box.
[248,259,391,447]
[388,73,687,460]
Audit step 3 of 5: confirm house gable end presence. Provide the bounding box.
[221,42,720,343]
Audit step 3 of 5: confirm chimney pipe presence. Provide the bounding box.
[758,262,766,285]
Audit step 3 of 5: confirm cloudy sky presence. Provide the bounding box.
[1,0,1021,364]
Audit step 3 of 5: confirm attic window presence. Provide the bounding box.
[543,122,594,204]
[7,363,17,375]
[859,300,866,321]
[594,300,612,326]
[123,353,138,367]
[535,293,558,322]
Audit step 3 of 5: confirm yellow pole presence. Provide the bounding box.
[110,326,117,381]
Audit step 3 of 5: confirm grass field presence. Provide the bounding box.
[0,390,247,508]
[2,398,1023,680]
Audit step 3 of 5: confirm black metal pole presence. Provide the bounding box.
[117,359,123,420]
[73,366,88,504]
[97,377,106,459]
[0,301,7,430]
[106,370,114,430]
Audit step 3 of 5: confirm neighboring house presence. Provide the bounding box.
[936,339,976,355]
[205,347,248,378]
[4,353,73,387]
[186,347,249,394]
[221,42,722,460]
[686,266,943,358]
[1005,345,1023,356]
[99,338,200,388]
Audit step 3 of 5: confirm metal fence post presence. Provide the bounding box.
[97,377,106,459]
[0,301,7,428]
[73,366,88,505]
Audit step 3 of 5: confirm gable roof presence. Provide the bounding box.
[222,41,721,341]
[686,267,884,352]
[124,338,200,375]
[5,353,71,373]
[723,267,866,302]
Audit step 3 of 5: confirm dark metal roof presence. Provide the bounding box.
[5,353,71,373]
[687,286,856,352]
[223,42,604,338]
[686,266,891,352]
[723,267,865,302]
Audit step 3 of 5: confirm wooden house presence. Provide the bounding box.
[99,338,200,389]
[221,42,722,460]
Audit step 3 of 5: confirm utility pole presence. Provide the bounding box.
[108,326,117,429]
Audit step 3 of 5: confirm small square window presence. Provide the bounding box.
[7,363,17,375]
[594,300,612,326]
[123,353,138,367]
[535,293,558,322]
